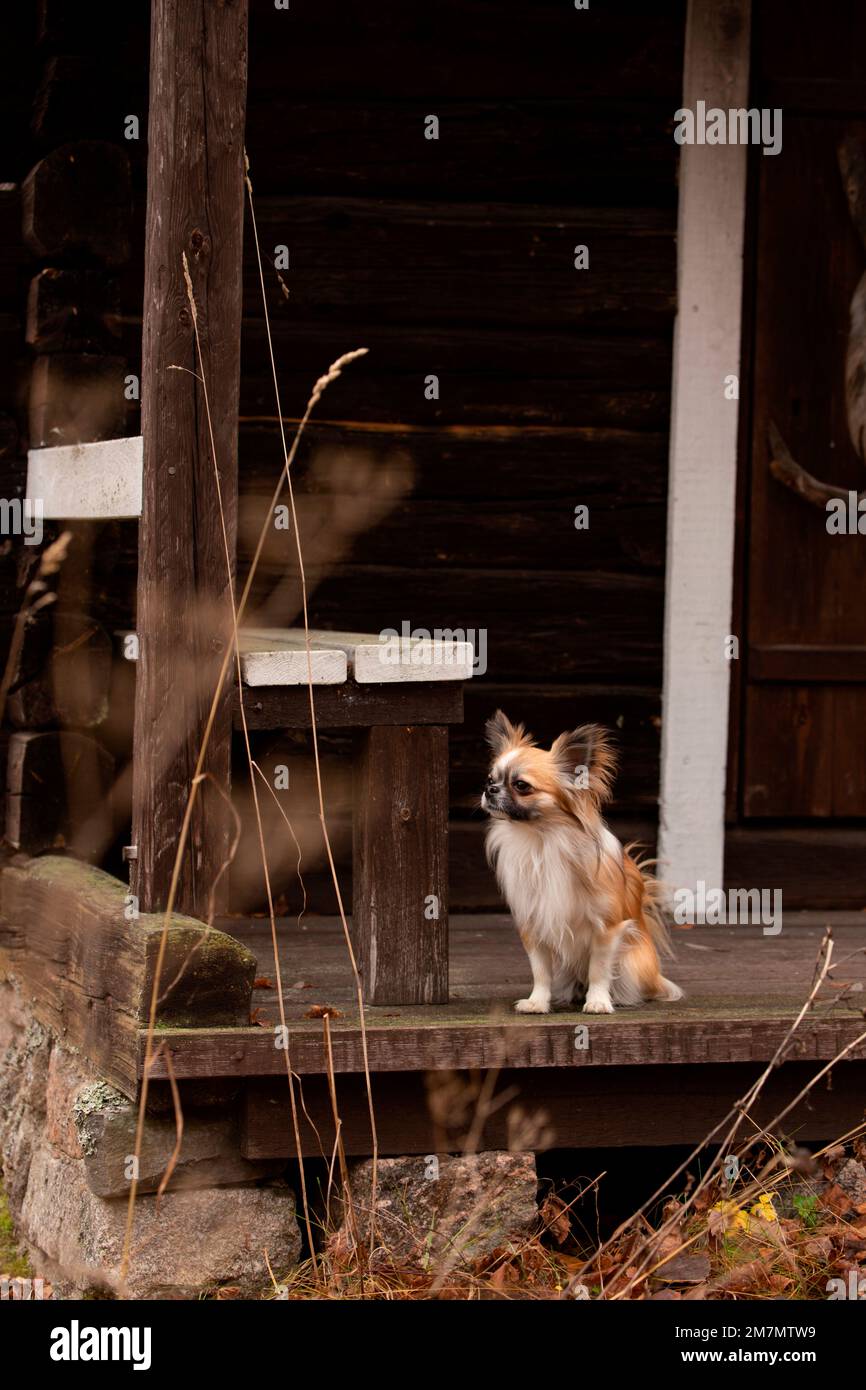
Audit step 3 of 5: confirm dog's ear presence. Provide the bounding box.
[550,723,617,806]
[485,709,533,757]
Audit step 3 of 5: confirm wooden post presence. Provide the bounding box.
[132,0,248,915]
[353,725,450,1005]
[658,0,750,897]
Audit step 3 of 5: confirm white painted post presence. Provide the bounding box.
[658,0,751,897]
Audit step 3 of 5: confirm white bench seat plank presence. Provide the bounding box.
[238,631,347,687]
[243,627,474,684]
[27,436,144,519]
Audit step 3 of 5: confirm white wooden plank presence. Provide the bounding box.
[243,627,475,684]
[237,632,346,687]
[658,0,751,898]
[26,436,143,519]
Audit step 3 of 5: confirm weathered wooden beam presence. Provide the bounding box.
[21,141,131,264]
[141,1010,866,1082]
[235,680,465,729]
[241,1061,866,1157]
[353,724,449,1004]
[132,0,248,916]
[0,855,256,1097]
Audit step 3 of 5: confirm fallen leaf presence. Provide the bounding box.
[711,1259,771,1293]
[539,1193,571,1246]
[655,1253,711,1285]
[304,1004,345,1019]
[253,976,274,989]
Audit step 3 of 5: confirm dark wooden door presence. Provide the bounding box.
[742,112,866,818]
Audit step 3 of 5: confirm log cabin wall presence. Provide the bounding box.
[0,2,685,910]
[0,2,148,866]
[232,0,685,913]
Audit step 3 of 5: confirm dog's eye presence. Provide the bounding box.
[512,779,532,794]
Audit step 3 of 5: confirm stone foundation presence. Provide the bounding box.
[0,976,301,1298]
[337,1151,539,1270]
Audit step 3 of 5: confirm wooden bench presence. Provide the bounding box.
[238,627,475,1005]
[27,438,474,1005]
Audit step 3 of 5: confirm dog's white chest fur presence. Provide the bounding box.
[486,818,621,955]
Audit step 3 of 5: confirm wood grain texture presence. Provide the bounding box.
[0,856,256,1097]
[242,1060,866,1157]
[235,680,465,730]
[141,916,866,1081]
[132,0,248,916]
[27,436,143,519]
[238,325,674,430]
[353,725,449,1004]
[237,632,347,687]
[743,116,866,822]
[245,198,676,332]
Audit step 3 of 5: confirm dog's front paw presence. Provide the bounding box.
[515,996,551,1014]
[583,990,614,1015]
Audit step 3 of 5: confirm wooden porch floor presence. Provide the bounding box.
[143,914,866,1081]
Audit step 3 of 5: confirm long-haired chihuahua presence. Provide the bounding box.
[482,711,682,1014]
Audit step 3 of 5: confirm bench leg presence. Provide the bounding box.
[353,724,449,1005]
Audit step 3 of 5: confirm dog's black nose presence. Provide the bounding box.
[486,781,502,796]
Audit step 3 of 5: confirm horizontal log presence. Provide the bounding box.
[0,855,257,1097]
[238,420,670,502]
[22,141,132,265]
[243,198,676,331]
[242,1060,866,1157]
[26,267,122,354]
[242,495,666,576]
[247,1,685,103]
[244,98,680,204]
[296,566,664,682]
[239,321,674,429]
[235,680,465,730]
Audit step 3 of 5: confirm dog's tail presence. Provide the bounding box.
[624,842,674,961]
